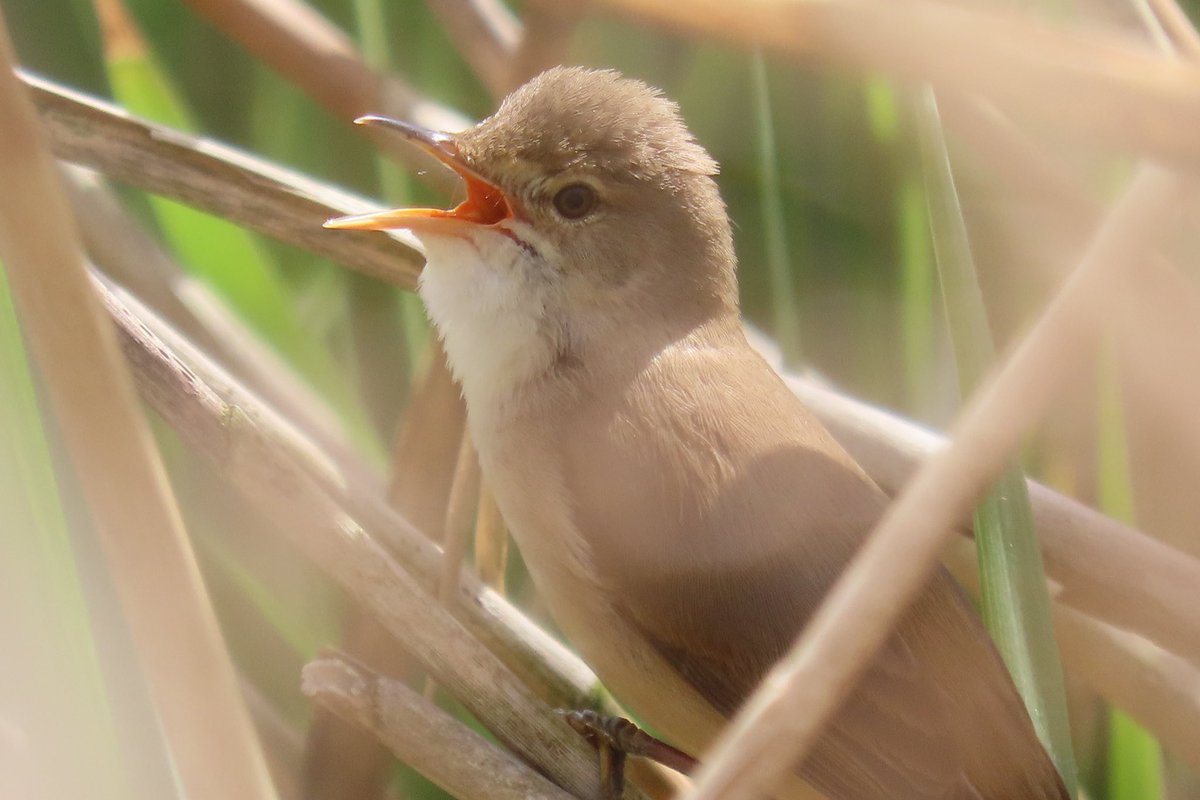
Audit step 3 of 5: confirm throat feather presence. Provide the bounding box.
[417,235,558,410]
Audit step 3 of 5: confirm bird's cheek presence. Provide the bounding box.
[498,218,554,261]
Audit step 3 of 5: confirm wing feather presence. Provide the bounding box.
[563,340,1066,800]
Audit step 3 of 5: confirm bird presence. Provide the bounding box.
[326,66,1070,800]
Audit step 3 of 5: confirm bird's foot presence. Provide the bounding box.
[558,709,698,799]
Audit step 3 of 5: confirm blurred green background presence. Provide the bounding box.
[3,0,1199,798]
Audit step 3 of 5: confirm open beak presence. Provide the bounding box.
[324,116,512,232]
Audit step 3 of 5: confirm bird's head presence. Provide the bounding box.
[327,67,739,400]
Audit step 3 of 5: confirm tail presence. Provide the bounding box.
[912,572,1072,800]
[952,767,1070,800]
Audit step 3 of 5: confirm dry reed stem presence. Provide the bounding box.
[73,159,391,798]
[1117,0,1200,566]
[0,14,276,800]
[1110,283,1200,557]
[176,0,469,202]
[68,170,230,355]
[1053,606,1200,773]
[303,643,396,800]
[511,2,586,89]
[65,166,368,485]
[440,430,483,609]
[304,655,577,800]
[936,92,1200,561]
[1110,261,1200,498]
[937,98,1094,241]
[577,0,1200,169]
[386,343,467,526]
[180,0,469,138]
[24,72,424,289]
[177,0,467,194]
[243,678,305,800]
[785,372,1200,665]
[422,428,480,700]
[423,0,520,98]
[1128,0,1178,52]
[1150,0,1200,57]
[475,481,510,592]
[300,0,546,781]
[686,167,1189,800]
[94,0,149,62]
[97,276,640,800]
[304,341,469,800]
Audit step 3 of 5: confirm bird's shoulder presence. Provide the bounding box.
[555,332,1066,800]
[562,330,886,562]
[559,329,885,690]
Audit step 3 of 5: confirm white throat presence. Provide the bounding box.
[416,230,560,415]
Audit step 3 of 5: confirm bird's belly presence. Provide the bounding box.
[517,516,726,753]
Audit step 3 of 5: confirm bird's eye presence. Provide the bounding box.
[552,183,598,220]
